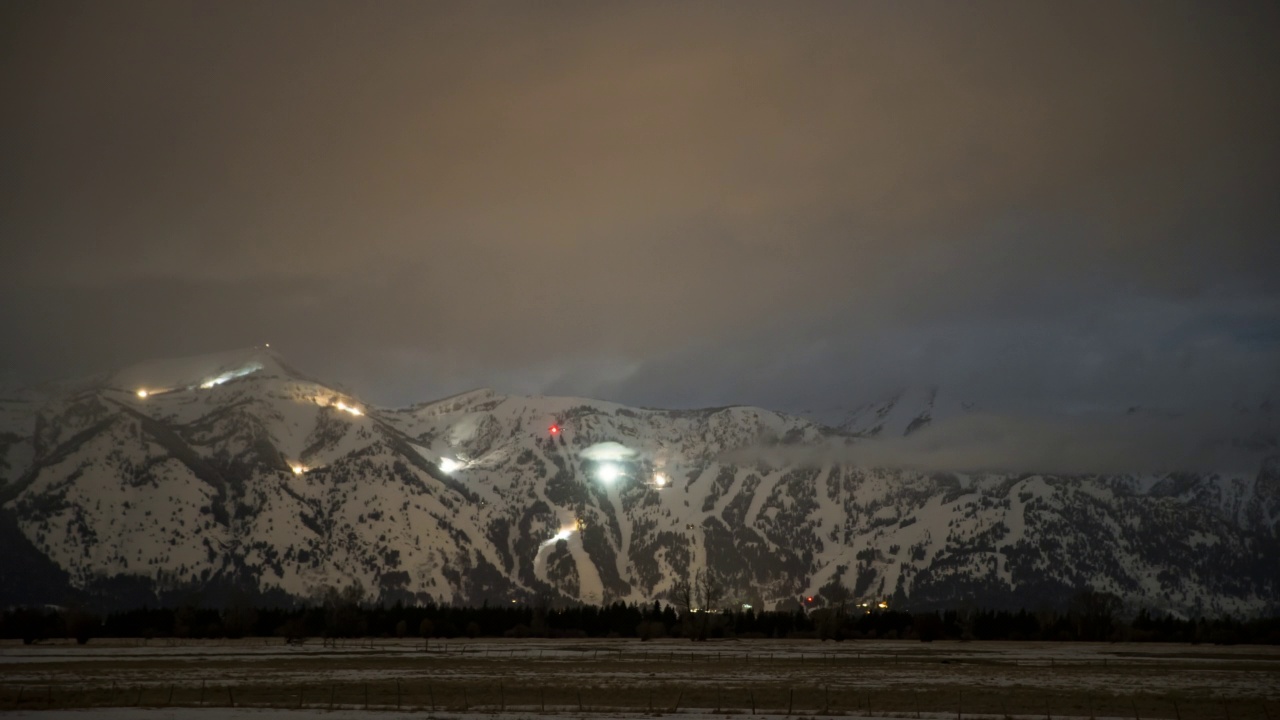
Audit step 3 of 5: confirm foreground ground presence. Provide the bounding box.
[1,638,1276,719]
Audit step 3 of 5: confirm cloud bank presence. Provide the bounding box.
[723,409,1275,476]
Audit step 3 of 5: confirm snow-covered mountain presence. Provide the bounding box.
[1,348,1276,616]
[833,385,977,437]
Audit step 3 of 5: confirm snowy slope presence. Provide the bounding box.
[0,349,1276,616]
[837,386,977,438]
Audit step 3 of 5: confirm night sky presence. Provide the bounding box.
[3,1,1278,416]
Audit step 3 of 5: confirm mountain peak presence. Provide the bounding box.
[106,346,300,396]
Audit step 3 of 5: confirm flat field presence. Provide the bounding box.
[1,638,1276,719]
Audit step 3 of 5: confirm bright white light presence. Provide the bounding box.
[742,603,753,610]
[136,389,149,399]
[290,463,307,475]
[333,400,363,416]
[596,462,621,484]
[439,457,461,474]
[652,472,669,488]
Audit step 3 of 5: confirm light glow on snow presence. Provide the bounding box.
[537,526,576,550]
[135,389,149,399]
[595,462,621,484]
[581,441,638,462]
[438,457,461,474]
[198,362,264,389]
[333,400,363,416]
[652,472,669,488]
[290,463,307,475]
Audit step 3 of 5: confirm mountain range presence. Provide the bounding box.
[1,348,1276,617]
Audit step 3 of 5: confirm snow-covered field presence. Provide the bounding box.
[2,638,1276,719]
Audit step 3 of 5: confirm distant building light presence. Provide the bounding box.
[742,603,753,610]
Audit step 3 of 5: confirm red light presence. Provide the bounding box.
[806,596,814,602]
[549,425,560,435]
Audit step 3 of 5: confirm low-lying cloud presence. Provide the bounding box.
[724,410,1275,476]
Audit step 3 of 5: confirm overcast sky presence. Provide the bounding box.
[2,0,1277,414]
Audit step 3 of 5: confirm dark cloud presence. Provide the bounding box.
[1,1,1277,412]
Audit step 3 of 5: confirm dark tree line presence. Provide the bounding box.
[4,596,1278,645]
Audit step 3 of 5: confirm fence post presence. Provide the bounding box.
[674,689,683,713]
[328,685,335,712]
[397,680,402,710]
[787,688,793,716]
[750,690,756,715]
[500,683,505,711]
[15,686,24,710]
[1172,698,1180,720]
[1132,698,1140,720]
[429,684,436,712]
[199,681,205,707]
[228,686,234,708]
[958,689,963,720]
[463,687,469,711]
[363,683,368,710]
[578,690,583,712]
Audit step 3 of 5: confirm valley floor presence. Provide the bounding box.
[1,638,1276,719]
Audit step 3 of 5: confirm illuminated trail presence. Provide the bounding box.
[198,362,264,389]
[532,522,605,605]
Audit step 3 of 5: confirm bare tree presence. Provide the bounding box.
[321,579,366,644]
[672,573,696,639]
[695,568,724,641]
[818,578,851,641]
